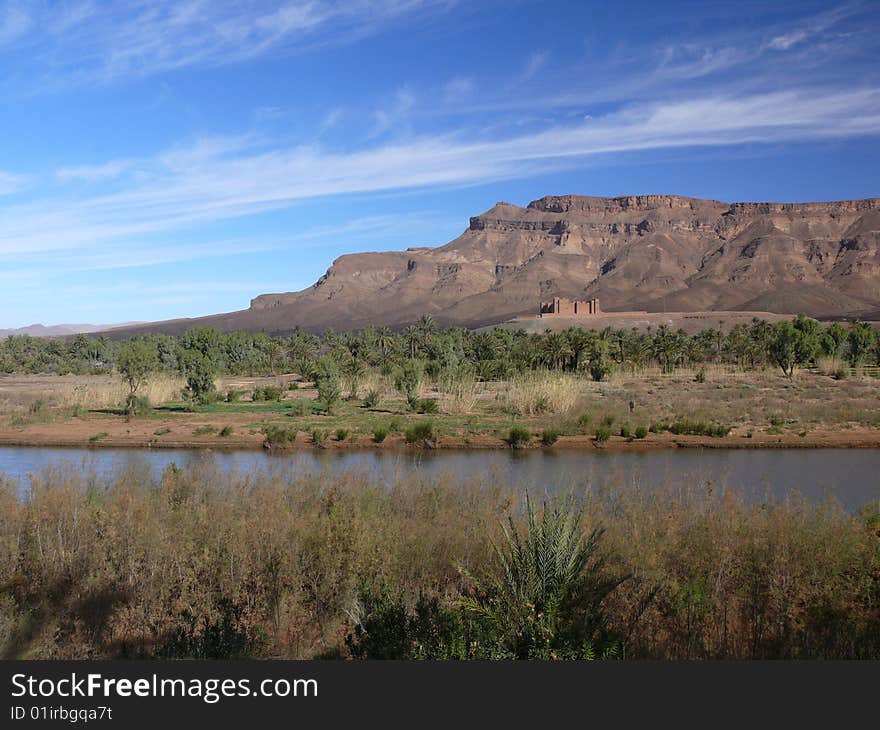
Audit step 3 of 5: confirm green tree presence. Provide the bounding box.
[847,320,874,367]
[178,350,217,406]
[395,359,423,410]
[116,339,159,418]
[313,356,342,413]
[770,316,820,379]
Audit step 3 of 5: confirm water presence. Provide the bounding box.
[1,445,879,511]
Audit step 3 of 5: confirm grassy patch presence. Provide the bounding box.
[507,426,531,449]
[540,428,560,447]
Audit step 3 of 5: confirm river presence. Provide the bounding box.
[1,445,879,511]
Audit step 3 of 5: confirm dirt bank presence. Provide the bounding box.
[1,416,879,452]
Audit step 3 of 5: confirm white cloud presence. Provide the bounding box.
[520,51,548,81]
[443,76,475,103]
[766,3,858,51]
[0,171,25,195]
[0,4,29,44]
[371,86,416,137]
[56,160,135,183]
[0,1,453,84]
[1,85,874,261]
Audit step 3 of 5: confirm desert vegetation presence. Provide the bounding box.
[0,316,878,449]
[0,464,877,660]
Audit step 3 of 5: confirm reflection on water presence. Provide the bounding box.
[1,446,879,512]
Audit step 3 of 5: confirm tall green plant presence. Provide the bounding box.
[461,496,625,659]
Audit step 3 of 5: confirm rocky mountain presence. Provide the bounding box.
[113,194,880,335]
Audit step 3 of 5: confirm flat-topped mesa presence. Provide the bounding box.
[527,194,726,214]
[723,198,880,218]
[229,193,880,331]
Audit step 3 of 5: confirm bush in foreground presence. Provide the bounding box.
[347,498,623,659]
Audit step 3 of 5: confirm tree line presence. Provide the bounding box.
[2,315,879,391]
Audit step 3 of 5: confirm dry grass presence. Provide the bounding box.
[499,371,582,417]
[0,465,877,660]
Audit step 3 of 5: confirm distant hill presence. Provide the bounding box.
[0,323,141,338]
[108,194,880,336]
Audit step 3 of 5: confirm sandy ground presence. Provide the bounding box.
[505,310,794,335]
[2,370,879,452]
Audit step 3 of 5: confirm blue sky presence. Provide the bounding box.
[1,0,878,328]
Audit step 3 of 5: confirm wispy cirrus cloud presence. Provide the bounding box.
[520,51,548,81]
[56,159,136,183]
[0,3,29,44]
[1,85,878,261]
[766,1,860,51]
[1,0,455,85]
[0,170,26,195]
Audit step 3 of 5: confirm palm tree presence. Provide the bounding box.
[461,496,624,660]
[543,332,573,371]
[404,325,421,359]
[376,326,397,367]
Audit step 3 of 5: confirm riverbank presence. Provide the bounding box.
[2,417,880,451]
[3,368,879,453]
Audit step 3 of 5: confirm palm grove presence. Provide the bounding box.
[2,315,878,392]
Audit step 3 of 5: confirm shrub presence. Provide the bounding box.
[88,432,108,442]
[193,426,217,436]
[594,426,612,443]
[313,357,342,413]
[262,425,297,447]
[404,420,439,447]
[372,426,388,443]
[601,414,614,427]
[362,389,381,409]
[347,498,623,660]
[316,378,341,413]
[668,420,731,437]
[154,599,266,659]
[416,398,439,414]
[219,425,234,437]
[634,425,648,439]
[131,395,152,416]
[649,423,670,433]
[395,360,424,410]
[694,368,706,383]
[459,496,622,659]
[541,428,560,447]
[590,361,611,382]
[619,424,631,439]
[253,385,283,402]
[287,400,308,416]
[153,427,172,436]
[311,429,330,448]
[576,413,591,431]
[225,390,241,403]
[335,428,349,442]
[507,427,532,449]
[287,381,299,390]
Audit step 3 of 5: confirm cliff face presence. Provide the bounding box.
[110,194,880,336]
[245,194,880,331]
